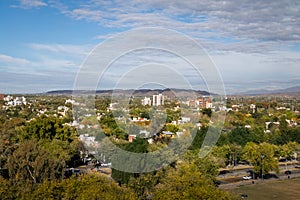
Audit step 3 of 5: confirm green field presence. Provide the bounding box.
[228,178,300,200]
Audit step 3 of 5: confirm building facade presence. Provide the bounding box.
[152,94,164,106]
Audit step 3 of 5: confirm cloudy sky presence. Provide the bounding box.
[0,0,300,94]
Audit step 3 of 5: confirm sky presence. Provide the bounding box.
[0,0,300,94]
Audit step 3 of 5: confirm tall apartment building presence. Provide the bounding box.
[152,94,164,106]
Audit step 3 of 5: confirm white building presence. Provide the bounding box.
[205,102,213,109]
[141,97,151,106]
[5,96,26,106]
[79,134,97,147]
[65,99,76,104]
[58,106,69,116]
[181,117,191,123]
[152,94,164,106]
[250,104,256,113]
[3,95,13,102]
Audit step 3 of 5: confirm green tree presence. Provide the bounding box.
[243,142,279,176]
[20,115,77,142]
[152,162,231,200]
[2,174,137,200]
[111,138,149,185]
[202,108,212,118]
[165,124,179,133]
[279,116,289,135]
[228,127,253,146]
[7,140,54,184]
[128,172,162,199]
[279,142,299,160]
[189,126,208,150]
[183,150,219,181]
[211,144,242,167]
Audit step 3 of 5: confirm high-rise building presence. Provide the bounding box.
[152,94,164,106]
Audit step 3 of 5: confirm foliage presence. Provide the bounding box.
[183,150,219,181]
[111,138,149,185]
[211,144,242,167]
[165,124,179,133]
[152,162,231,200]
[243,142,279,176]
[1,174,136,200]
[228,127,253,146]
[189,126,208,150]
[6,139,74,184]
[128,172,162,199]
[202,108,212,118]
[20,115,77,142]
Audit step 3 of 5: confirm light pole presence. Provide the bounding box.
[261,154,265,181]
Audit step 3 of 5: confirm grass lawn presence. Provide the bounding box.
[228,178,300,200]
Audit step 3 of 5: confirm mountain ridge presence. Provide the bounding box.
[238,86,300,95]
[46,88,212,97]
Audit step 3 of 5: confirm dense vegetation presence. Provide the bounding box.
[0,95,300,199]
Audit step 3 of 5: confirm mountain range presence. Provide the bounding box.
[239,86,300,95]
[46,88,211,97]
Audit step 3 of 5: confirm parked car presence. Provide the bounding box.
[242,176,252,180]
[285,170,292,175]
[101,162,112,167]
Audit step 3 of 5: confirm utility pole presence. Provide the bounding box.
[261,154,265,181]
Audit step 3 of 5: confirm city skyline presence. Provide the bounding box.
[1,0,300,94]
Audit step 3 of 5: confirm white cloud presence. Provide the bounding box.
[0,54,30,65]
[15,0,47,9]
[29,43,92,56]
[51,0,300,45]
[7,0,300,93]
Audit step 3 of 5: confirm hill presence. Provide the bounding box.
[46,88,211,97]
[239,86,300,96]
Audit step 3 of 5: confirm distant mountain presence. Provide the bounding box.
[240,86,300,95]
[46,88,211,97]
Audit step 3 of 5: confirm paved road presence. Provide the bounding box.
[217,162,300,189]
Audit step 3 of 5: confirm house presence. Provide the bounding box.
[79,134,98,147]
[131,117,150,126]
[162,131,175,138]
[250,104,256,113]
[58,106,69,116]
[4,96,26,106]
[128,134,136,142]
[65,99,76,104]
[139,130,150,138]
[176,131,184,137]
[147,138,154,144]
[141,97,151,106]
[181,117,190,123]
[107,103,118,111]
[3,95,13,102]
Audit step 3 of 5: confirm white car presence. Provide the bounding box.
[242,176,252,180]
[101,163,112,167]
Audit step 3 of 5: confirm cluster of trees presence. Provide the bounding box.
[111,147,231,199]
[0,115,85,198]
[220,120,300,146]
[0,174,135,200]
[189,122,300,177]
[211,141,300,176]
[0,110,231,199]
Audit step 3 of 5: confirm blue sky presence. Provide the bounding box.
[0,0,300,94]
